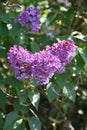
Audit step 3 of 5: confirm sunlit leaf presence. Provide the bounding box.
[3,111,18,130]
[78,47,87,64]
[46,81,61,102]
[28,88,40,110]
[63,84,76,102]
[28,116,41,130]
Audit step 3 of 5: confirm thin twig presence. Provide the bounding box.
[0,86,18,99]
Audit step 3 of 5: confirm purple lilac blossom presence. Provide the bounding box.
[31,50,62,85]
[7,45,33,80]
[7,39,76,85]
[17,7,40,32]
[46,39,76,64]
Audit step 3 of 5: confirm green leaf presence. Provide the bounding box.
[13,118,23,129]
[30,42,40,52]
[4,76,22,95]
[28,116,41,130]
[84,36,87,41]
[46,82,61,102]
[0,22,8,37]
[73,33,85,41]
[31,78,38,86]
[61,8,74,28]
[9,22,21,38]
[75,54,85,73]
[54,70,71,88]
[3,111,18,130]
[0,89,6,110]
[16,122,26,130]
[46,13,60,25]
[63,85,76,102]
[14,99,28,114]
[0,0,6,2]
[83,0,87,9]
[0,74,3,82]
[19,90,28,105]
[50,3,60,9]
[56,35,69,41]
[5,76,22,87]
[28,88,40,110]
[26,32,43,38]
[0,13,10,23]
[0,48,7,58]
[78,47,87,64]
[0,113,4,129]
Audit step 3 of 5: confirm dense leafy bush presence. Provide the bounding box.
[0,0,87,130]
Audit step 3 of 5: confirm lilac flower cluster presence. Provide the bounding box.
[7,45,33,80]
[31,51,62,85]
[7,39,76,85]
[17,7,40,32]
[46,39,76,64]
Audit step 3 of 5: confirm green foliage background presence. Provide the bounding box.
[0,0,87,130]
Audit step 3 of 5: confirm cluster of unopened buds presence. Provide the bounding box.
[8,39,76,85]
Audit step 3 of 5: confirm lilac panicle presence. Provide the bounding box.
[7,39,76,85]
[32,50,62,85]
[7,45,62,85]
[7,45,33,80]
[46,39,76,64]
[17,7,40,32]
